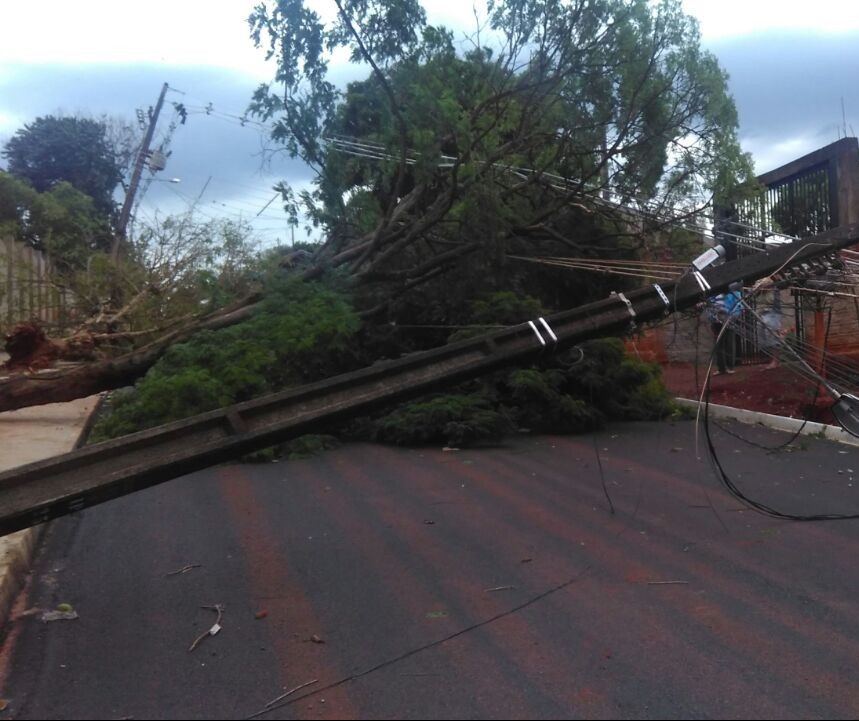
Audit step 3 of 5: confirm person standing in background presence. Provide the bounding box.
[708,283,742,375]
[759,290,785,369]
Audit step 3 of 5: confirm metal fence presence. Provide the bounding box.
[729,138,859,358]
[737,137,859,237]
[0,236,74,336]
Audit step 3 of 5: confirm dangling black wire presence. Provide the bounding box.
[702,350,859,522]
[588,381,615,515]
[709,304,833,453]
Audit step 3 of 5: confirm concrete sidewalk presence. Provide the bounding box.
[0,396,101,626]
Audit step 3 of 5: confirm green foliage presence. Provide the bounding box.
[243,0,760,400]
[565,338,676,421]
[447,292,544,342]
[91,279,361,440]
[369,337,674,447]
[470,292,543,326]
[0,171,36,236]
[250,0,755,243]
[92,275,673,449]
[282,434,341,459]
[130,216,266,319]
[0,172,110,268]
[32,182,113,267]
[2,115,123,218]
[373,393,515,446]
[243,434,340,463]
[507,368,603,433]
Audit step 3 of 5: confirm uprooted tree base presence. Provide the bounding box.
[4,323,62,371]
[3,323,102,372]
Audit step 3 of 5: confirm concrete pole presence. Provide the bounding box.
[112,83,169,260]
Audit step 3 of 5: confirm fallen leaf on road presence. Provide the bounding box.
[0,699,8,712]
[55,603,74,613]
[255,610,268,620]
[426,611,447,619]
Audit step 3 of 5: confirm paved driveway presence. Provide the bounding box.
[3,419,859,719]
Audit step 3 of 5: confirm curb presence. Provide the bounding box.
[0,527,42,628]
[0,396,104,628]
[674,398,859,448]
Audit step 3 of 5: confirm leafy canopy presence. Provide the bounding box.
[0,171,111,268]
[247,0,755,319]
[2,115,124,219]
[91,277,362,440]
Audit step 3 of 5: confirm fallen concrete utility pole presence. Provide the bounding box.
[1,224,857,537]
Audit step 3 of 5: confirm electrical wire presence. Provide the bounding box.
[695,281,859,520]
[188,110,859,513]
[705,308,831,453]
[702,384,859,521]
[326,133,801,248]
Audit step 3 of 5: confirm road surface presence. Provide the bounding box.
[3,419,859,719]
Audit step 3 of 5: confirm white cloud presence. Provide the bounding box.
[682,0,859,39]
[0,109,23,135]
[741,133,821,174]
[3,1,856,75]
[0,1,269,76]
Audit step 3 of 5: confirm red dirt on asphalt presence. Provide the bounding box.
[661,361,835,421]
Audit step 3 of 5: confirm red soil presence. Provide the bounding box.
[3,323,60,371]
[660,361,835,422]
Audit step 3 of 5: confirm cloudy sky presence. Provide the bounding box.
[1,0,857,246]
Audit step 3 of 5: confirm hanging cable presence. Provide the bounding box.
[702,382,859,521]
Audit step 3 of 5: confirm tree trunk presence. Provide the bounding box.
[0,294,262,413]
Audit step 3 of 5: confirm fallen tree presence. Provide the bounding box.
[0,293,262,412]
[0,0,755,414]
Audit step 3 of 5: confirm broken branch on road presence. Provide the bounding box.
[165,564,201,577]
[264,679,319,709]
[188,604,224,652]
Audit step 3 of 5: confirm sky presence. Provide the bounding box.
[1,0,858,247]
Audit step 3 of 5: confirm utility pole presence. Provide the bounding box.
[113,82,170,260]
[2,223,858,536]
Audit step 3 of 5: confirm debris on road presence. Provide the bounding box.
[646,580,689,586]
[254,610,268,620]
[484,585,516,593]
[40,609,78,622]
[264,679,318,708]
[165,564,201,577]
[310,634,325,644]
[188,604,224,652]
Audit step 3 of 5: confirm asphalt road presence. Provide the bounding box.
[3,418,859,719]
